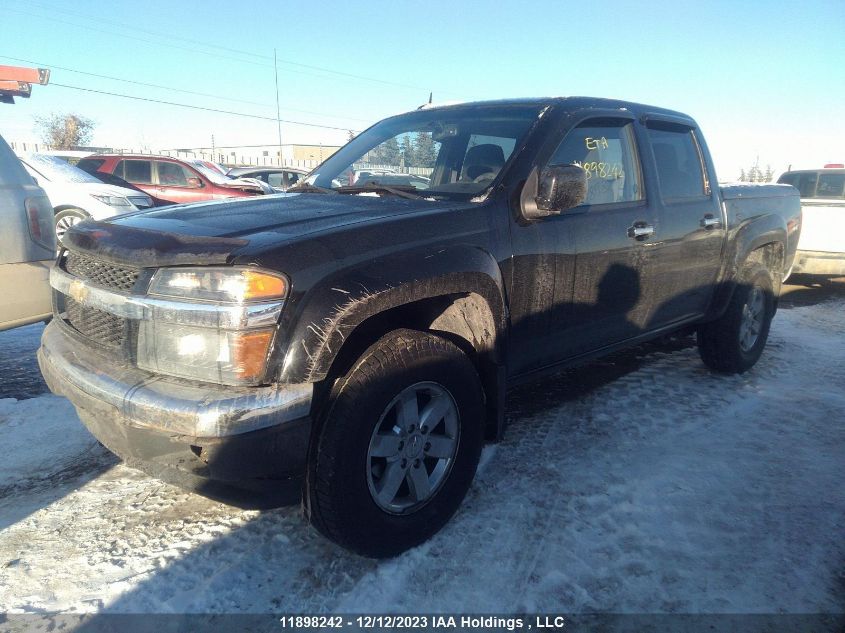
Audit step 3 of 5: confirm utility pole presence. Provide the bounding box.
[274,48,283,167]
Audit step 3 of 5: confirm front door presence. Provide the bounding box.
[507,115,658,375]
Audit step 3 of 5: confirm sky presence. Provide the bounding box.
[1,0,843,180]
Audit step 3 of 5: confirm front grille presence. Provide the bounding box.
[65,250,140,293]
[64,297,128,349]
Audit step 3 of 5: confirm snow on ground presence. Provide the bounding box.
[0,323,48,400]
[0,300,843,617]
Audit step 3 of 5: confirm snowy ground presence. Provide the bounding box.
[0,297,843,623]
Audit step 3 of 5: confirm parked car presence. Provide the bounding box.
[39,150,93,166]
[777,166,845,276]
[78,154,272,205]
[227,166,308,191]
[77,166,171,208]
[0,136,54,331]
[39,98,800,557]
[17,153,154,241]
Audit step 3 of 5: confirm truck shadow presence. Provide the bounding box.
[780,274,845,308]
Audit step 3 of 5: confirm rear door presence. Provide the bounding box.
[641,119,725,328]
[116,159,155,199]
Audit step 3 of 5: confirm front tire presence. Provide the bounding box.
[305,329,484,557]
[697,263,775,374]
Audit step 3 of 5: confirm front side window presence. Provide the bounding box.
[548,119,643,206]
[303,105,543,199]
[647,124,708,200]
[156,161,200,188]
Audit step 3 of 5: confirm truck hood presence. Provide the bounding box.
[62,192,465,267]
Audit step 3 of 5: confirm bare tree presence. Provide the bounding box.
[35,113,95,149]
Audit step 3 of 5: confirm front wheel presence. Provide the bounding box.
[305,329,485,557]
[697,263,775,374]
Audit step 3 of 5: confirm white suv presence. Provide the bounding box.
[18,153,153,241]
[778,167,845,276]
[0,134,55,331]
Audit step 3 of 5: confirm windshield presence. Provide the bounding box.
[185,159,234,185]
[304,104,544,199]
[20,153,102,184]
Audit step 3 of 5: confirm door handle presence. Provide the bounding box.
[627,222,655,240]
[701,215,721,229]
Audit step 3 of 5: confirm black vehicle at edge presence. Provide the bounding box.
[39,98,801,557]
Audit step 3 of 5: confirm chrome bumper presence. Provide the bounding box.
[38,320,313,439]
[791,250,845,276]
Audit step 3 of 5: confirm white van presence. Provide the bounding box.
[777,167,845,276]
[0,135,55,331]
[17,153,153,241]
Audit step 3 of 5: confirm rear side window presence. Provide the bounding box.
[549,118,643,206]
[120,160,153,184]
[268,173,284,187]
[817,173,845,198]
[647,124,708,200]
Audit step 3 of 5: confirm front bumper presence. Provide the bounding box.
[791,250,845,276]
[38,321,314,481]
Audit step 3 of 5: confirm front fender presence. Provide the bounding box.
[276,244,507,384]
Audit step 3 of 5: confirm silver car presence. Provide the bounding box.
[0,133,56,331]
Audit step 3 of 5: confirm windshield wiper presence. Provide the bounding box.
[288,182,338,194]
[335,183,424,200]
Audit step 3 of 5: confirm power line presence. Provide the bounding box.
[20,0,273,62]
[0,54,374,123]
[49,82,362,132]
[0,54,269,107]
[11,1,467,98]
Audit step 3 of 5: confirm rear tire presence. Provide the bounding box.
[305,329,484,558]
[54,208,88,242]
[697,263,775,374]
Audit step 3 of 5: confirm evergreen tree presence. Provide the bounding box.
[401,135,414,168]
[373,137,401,166]
[764,165,774,182]
[413,132,437,168]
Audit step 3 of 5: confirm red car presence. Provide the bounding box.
[77,154,271,205]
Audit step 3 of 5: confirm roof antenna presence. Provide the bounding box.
[428,92,433,104]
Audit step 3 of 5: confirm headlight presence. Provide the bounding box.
[137,322,275,386]
[149,267,287,303]
[91,194,133,208]
[138,267,288,386]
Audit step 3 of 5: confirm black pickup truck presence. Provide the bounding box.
[39,98,801,557]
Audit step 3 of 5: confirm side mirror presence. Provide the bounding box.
[520,164,587,220]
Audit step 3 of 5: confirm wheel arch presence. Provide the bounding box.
[279,253,509,440]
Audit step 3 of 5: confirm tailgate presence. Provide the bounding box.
[798,200,845,253]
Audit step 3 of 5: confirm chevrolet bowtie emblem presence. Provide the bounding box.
[69,279,89,303]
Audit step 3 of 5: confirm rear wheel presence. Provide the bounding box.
[697,263,775,373]
[54,208,88,242]
[305,329,484,557]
